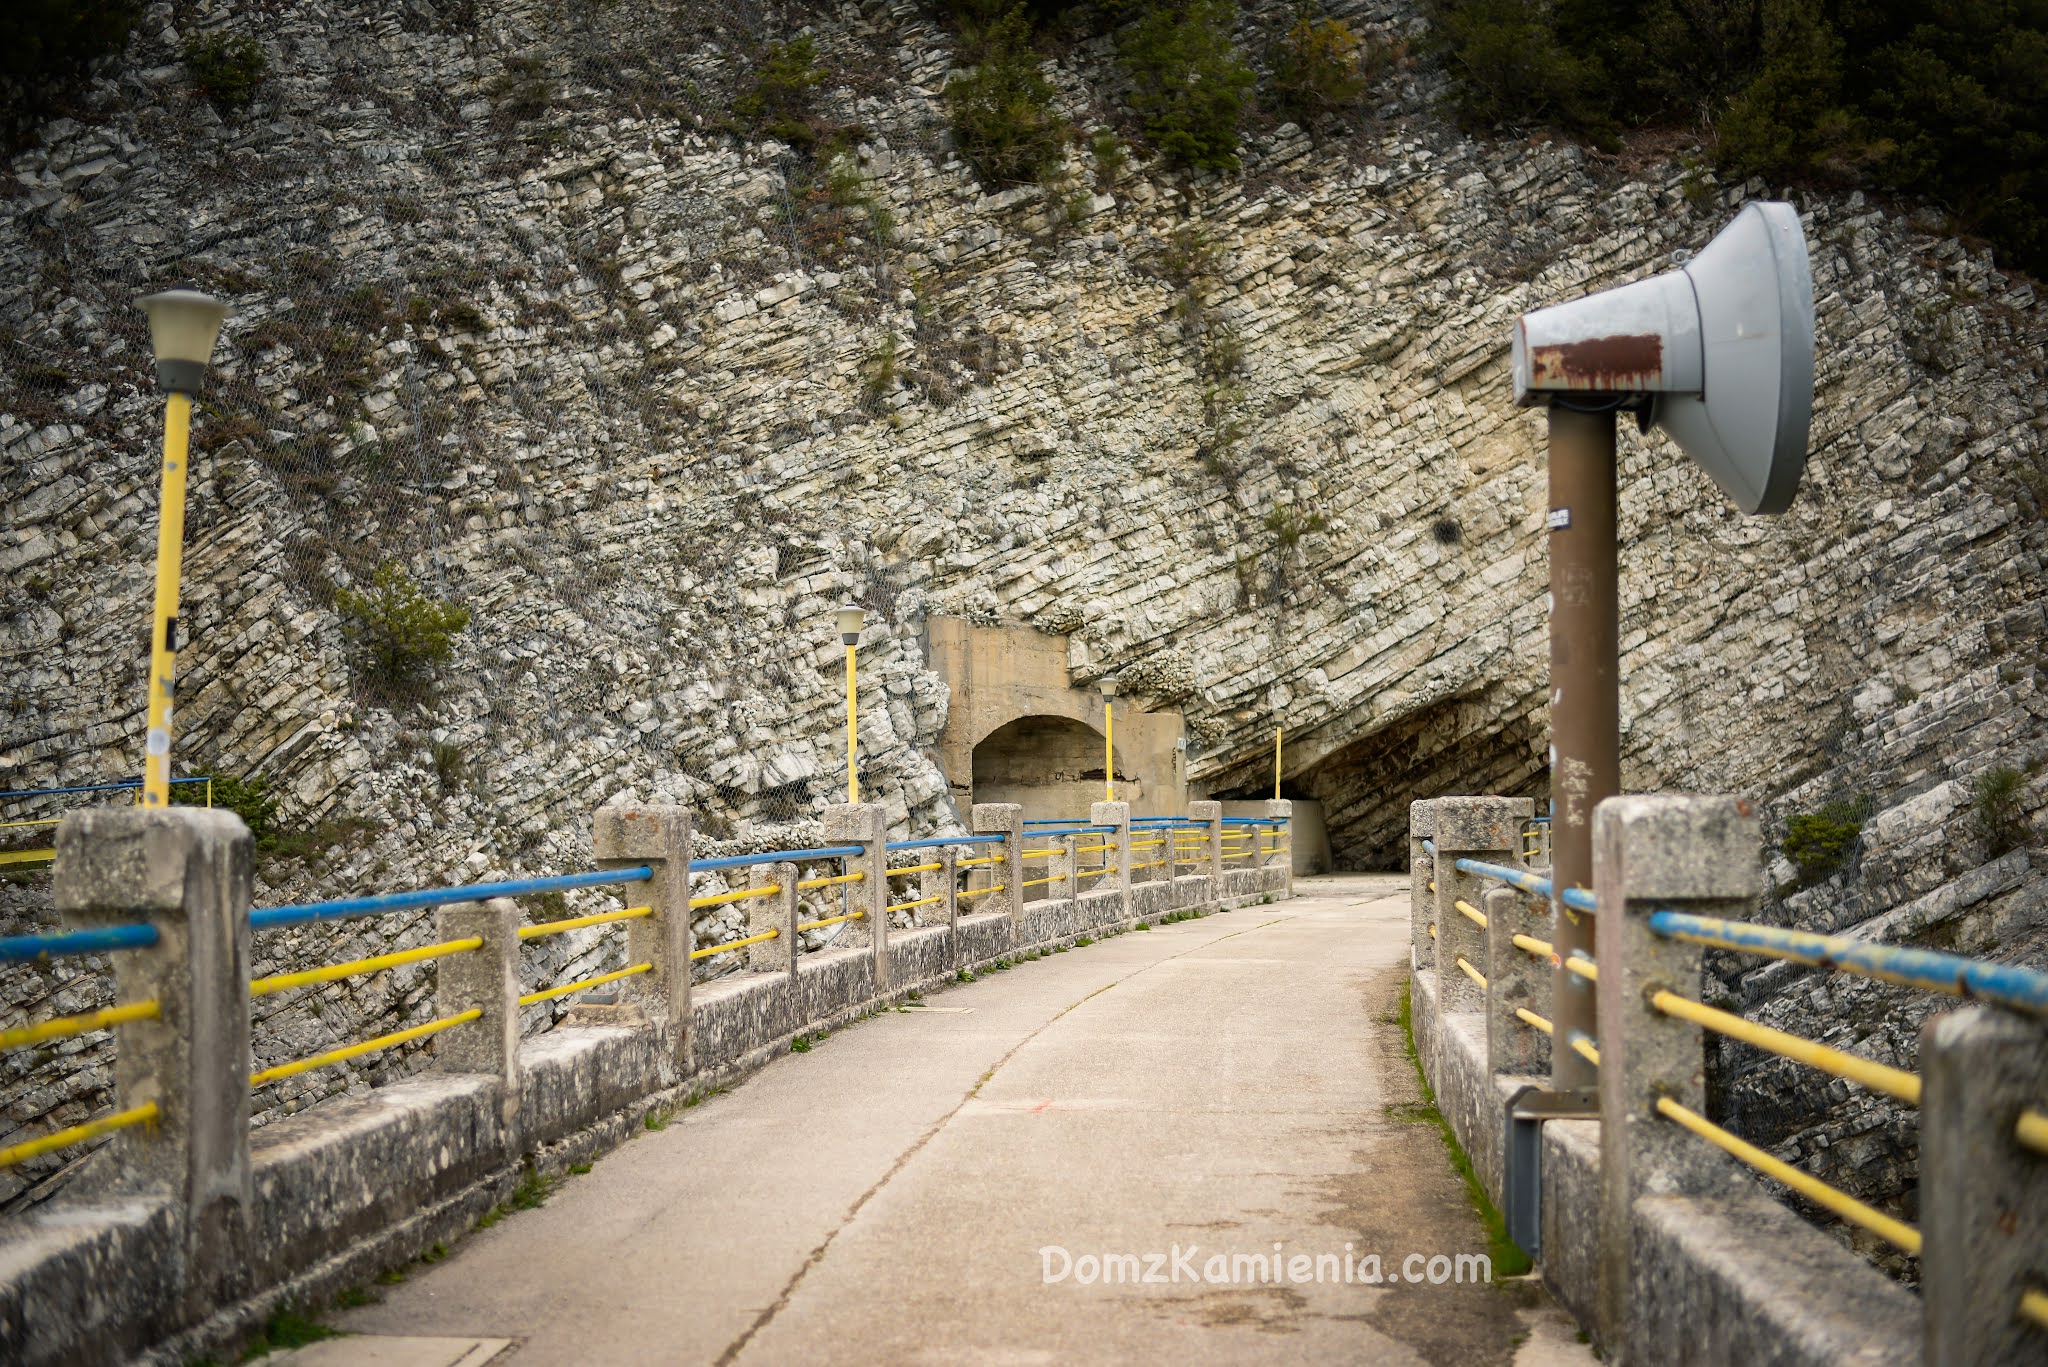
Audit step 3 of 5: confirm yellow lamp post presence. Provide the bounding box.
[1099,675,1118,803]
[136,289,230,808]
[1274,725,1282,800]
[837,603,865,804]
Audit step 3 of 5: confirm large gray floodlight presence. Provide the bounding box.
[1511,201,1814,514]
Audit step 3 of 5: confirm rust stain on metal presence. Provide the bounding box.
[1527,333,1664,391]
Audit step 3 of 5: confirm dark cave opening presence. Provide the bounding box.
[1215,691,1549,870]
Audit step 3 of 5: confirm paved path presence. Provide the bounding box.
[324,876,1592,1366]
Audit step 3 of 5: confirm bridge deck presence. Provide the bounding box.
[323,876,1590,1365]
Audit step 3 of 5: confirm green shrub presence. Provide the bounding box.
[1269,5,1374,125]
[486,55,551,123]
[1971,766,2028,856]
[173,773,279,847]
[182,31,265,114]
[2,2,141,141]
[1117,0,1255,171]
[943,5,1069,185]
[735,35,827,145]
[1781,798,1868,882]
[334,562,471,700]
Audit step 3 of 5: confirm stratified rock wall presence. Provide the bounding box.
[2,0,2043,1230]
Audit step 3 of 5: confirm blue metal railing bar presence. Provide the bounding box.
[883,835,1007,852]
[0,923,161,963]
[1453,857,1597,913]
[0,776,213,802]
[1221,817,1289,824]
[1422,838,1436,856]
[251,867,655,929]
[1648,911,2048,1018]
[686,846,865,873]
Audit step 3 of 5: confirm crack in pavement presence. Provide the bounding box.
[713,913,1295,1366]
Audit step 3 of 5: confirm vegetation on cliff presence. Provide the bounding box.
[1429,0,2048,275]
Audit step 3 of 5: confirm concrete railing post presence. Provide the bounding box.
[970,803,1022,936]
[1265,799,1293,897]
[1431,796,1531,1014]
[1188,800,1223,883]
[1092,801,1131,912]
[1920,1005,2048,1367]
[1409,800,1437,970]
[748,861,797,978]
[436,896,521,1138]
[55,807,253,1310]
[1592,793,1758,1357]
[1483,885,1549,1077]
[825,803,889,990]
[922,846,957,954]
[1053,833,1079,903]
[594,805,693,1078]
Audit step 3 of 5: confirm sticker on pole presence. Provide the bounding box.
[146,728,171,756]
[1546,508,1572,531]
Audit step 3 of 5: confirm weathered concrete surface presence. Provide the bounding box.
[334,876,1591,1365]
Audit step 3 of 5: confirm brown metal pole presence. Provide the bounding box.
[1547,405,1618,1095]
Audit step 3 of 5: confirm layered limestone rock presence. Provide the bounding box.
[2,0,2042,1235]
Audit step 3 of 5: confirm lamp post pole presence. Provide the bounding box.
[1099,676,1118,804]
[1274,725,1282,800]
[837,604,865,805]
[1546,404,1619,1094]
[136,290,229,809]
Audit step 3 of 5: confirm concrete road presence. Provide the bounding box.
[328,876,1592,1366]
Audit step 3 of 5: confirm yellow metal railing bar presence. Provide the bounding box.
[796,871,864,891]
[1078,866,1114,880]
[1654,1095,1921,1253]
[250,938,482,998]
[1512,933,1554,959]
[1570,1035,1601,1068]
[1,1000,161,1051]
[2020,1287,2048,1332]
[886,894,942,915]
[251,1009,483,1086]
[1565,954,1598,982]
[690,929,780,961]
[1516,1007,1554,1035]
[1075,843,1118,855]
[887,863,942,877]
[958,884,1007,900]
[1650,990,1921,1105]
[690,885,781,910]
[1126,839,1165,850]
[0,817,63,830]
[520,906,653,940]
[2017,1108,2048,1157]
[1130,860,1166,872]
[1455,898,1487,928]
[0,1101,159,1170]
[0,849,56,866]
[797,910,867,932]
[1456,957,1488,990]
[1018,848,1064,860]
[1021,875,1063,889]
[957,855,1002,869]
[519,964,651,1008]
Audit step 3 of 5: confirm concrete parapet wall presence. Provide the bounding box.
[0,824,1292,1367]
[1415,965,1925,1367]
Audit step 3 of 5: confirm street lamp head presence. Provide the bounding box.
[1099,675,1119,699]
[138,290,230,395]
[836,602,866,646]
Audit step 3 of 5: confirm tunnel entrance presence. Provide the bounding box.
[1213,691,1547,870]
[971,715,1135,825]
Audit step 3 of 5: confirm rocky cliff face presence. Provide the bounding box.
[2,0,2043,1235]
